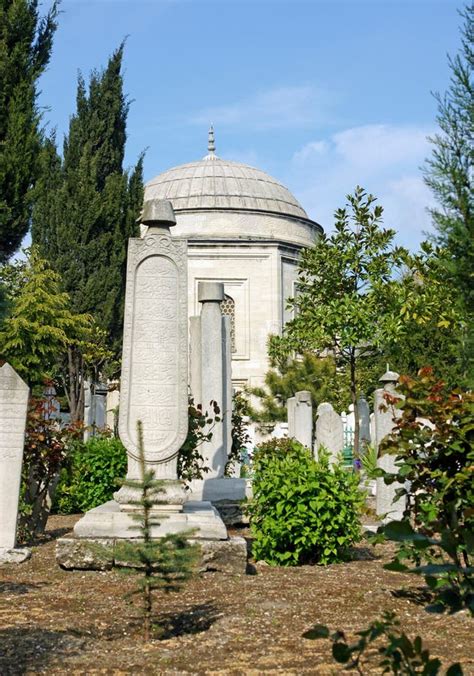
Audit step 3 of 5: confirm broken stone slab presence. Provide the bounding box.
[0,547,31,565]
[55,538,114,571]
[56,535,247,575]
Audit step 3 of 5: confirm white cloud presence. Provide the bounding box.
[189,85,331,130]
[289,124,435,249]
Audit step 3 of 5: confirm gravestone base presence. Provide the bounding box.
[187,478,249,526]
[72,500,228,540]
[0,547,31,565]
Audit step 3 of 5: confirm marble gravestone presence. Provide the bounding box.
[375,370,405,522]
[294,391,313,449]
[0,363,30,564]
[68,200,229,545]
[315,402,344,463]
[358,396,371,447]
[187,283,246,514]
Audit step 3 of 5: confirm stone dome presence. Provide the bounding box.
[145,130,314,225]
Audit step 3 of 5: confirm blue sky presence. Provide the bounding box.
[37,0,464,249]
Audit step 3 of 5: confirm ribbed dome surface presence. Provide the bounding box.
[145,156,309,221]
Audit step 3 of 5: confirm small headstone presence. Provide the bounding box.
[287,397,296,437]
[0,363,30,563]
[315,402,343,463]
[358,396,371,446]
[294,390,312,449]
[374,370,405,522]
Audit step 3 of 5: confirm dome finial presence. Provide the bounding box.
[208,125,215,155]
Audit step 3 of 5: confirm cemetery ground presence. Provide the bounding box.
[0,516,472,675]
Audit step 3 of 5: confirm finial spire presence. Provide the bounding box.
[208,125,215,155]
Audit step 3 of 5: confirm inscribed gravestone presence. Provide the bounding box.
[117,199,188,495]
[315,402,343,463]
[0,363,29,555]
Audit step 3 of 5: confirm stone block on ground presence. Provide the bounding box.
[56,538,114,570]
[0,547,31,565]
[56,535,247,575]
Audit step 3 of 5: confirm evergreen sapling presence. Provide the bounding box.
[115,421,198,641]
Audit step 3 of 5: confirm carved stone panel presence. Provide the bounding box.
[119,234,188,464]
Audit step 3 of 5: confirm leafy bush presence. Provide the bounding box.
[248,438,364,565]
[19,395,81,540]
[177,398,220,484]
[303,611,462,675]
[376,367,474,615]
[54,436,127,514]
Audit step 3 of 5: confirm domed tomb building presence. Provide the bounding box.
[144,130,323,391]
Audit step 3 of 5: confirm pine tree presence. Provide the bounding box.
[0,0,58,262]
[0,246,92,389]
[115,421,198,641]
[423,4,474,378]
[32,43,144,357]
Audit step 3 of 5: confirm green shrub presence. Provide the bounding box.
[54,436,127,514]
[248,438,364,566]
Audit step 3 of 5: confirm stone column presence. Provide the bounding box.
[0,363,30,563]
[222,315,233,472]
[375,370,405,522]
[199,281,226,477]
[189,316,202,405]
[315,402,343,463]
[115,199,189,506]
[294,390,312,449]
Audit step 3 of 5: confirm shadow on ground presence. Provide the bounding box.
[0,627,85,675]
[391,587,433,606]
[0,581,48,595]
[153,602,222,640]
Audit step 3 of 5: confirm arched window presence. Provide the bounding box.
[220,293,236,353]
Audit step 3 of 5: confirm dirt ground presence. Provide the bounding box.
[0,515,472,675]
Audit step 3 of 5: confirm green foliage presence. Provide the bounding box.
[423,4,474,330]
[248,438,364,566]
[19,395,81,540]
[377,367,474,615]
[270,187,406,454]
[177,398,220,485]
[383,243,469,387]
[225,391,251,476]
[31,43,144,361]
[115,421,198,641]
[0,0,58,262]
[54,435,127,514]
[303,610,463,675]
[0,247,92,389]
[248,353,351,423]
[360,444,378,480]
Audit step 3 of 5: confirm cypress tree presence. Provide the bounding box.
[0,0,58,262]
[32,43,144,359]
